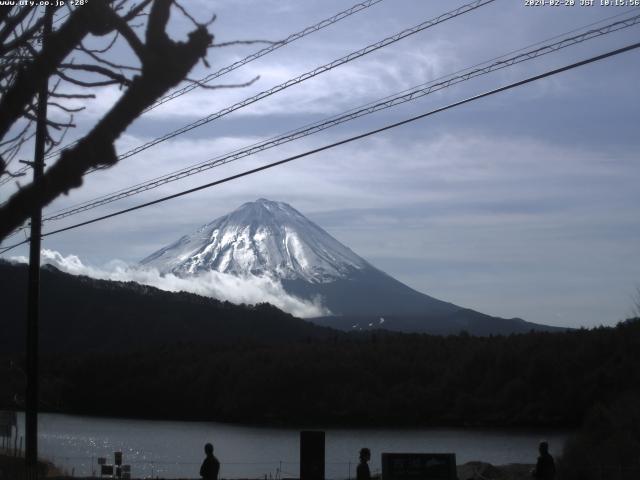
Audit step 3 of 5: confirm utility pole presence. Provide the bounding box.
[25,6,53,480]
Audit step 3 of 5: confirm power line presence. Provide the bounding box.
[88,0,496,169]
[2,40,638,255]
[33,0,502,216]
[0,0,497,195]
[0,164,30,186]
[39,12,640,223]
[40,0,386,163]
[145,0,385,112]
[12,7,640,209]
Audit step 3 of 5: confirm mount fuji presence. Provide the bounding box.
[140,198,560,335]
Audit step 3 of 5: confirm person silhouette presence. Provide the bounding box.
[532,441,555,479]
[200,443,220,480]
[357,448,371,480]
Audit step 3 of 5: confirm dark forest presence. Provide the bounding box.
[3,320,639,429]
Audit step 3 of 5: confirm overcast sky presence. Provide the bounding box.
[2,0,640,328]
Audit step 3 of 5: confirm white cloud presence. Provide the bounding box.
[4,0,639,332]
[11,249,328,319]
[139,42,447,120]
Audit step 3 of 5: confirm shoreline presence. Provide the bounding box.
[7,408,578,432]
[1,457,537,480]
[4,412,564,479]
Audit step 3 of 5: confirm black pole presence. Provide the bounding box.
[26,6,53,480]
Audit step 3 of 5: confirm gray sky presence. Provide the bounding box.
[2,0,640,328]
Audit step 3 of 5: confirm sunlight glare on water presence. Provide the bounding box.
[13,412,570,479]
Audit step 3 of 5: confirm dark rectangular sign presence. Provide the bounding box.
[101,465,114,475]
[382,453,457,480]
[300,430,325,480]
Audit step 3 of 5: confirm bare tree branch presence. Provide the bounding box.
[55,69,123,88]
[0,0,213,241]
[0,7,12,25]
[49,92,96,99]
[123,0,154,21]
[0,8,32,45]
[22,111,75,130]
[77,43,141,71]
[173,1,200,28]
[79,31,119,54]
[0,2,109,141]
[59,63,133,86]
[185,75,260,90]
[110,12,146,60]
[0,15,47,56]
[0,120,33,147]
[213,39,279,48]
[47,101,85,113]
[45,117,73,153]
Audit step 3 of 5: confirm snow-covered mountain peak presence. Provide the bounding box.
[140,199,369,283]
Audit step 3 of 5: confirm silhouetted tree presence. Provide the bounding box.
[0,0,216,241]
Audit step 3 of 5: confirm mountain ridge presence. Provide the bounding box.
[139,198,563,335]
[140,198,367,283]
[0,260,337,355]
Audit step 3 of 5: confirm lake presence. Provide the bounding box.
[12,412,569,479]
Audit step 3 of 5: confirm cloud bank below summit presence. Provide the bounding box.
[11,249,329,319]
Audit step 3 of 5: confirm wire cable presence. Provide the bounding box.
[0,0,502,198]
[39,11,640,223]
[88,0,496,168]
[10,7,638,205]
[0,164,30,186]
[145,0,385,112]
[2,39,637,255]
[40,0,386,163]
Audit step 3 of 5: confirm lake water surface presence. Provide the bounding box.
[15,412,569,479]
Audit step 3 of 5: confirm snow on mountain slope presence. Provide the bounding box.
[138,199,551,335]
[140,199,368,283]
